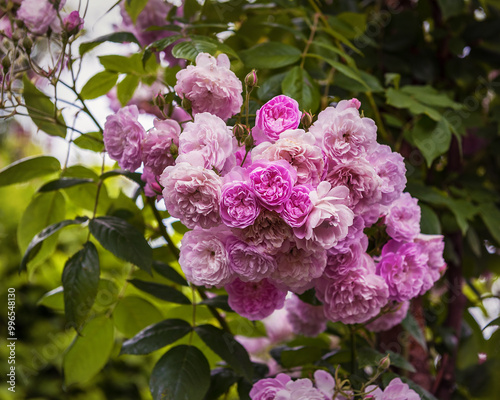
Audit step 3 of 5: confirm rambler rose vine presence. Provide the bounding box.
[102,52,447,398]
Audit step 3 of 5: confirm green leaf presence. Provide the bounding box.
[329,12,367,39]
[199,295,233,312]
[37,287,64,311]
[483,316,500,331]
[204,368,239,400]
[117,75,140,106]
[128,279,191,304]
[479,203,500,246]
[150,345,210,400]
[79,32,140,56]
[420,203,442,234]
[402,313,427,351]
[89,216,152,273]
[63,315,114,386]
[38,178,95,192]
[121,319,192,355]
[80,71,119,100]
[386,88,441,121]
[100,169,144,186]
[172,40,218,62]
[99,54,144,74]
[73,132,105,153]
[0,155,60,187]
[125,0,148,23]
[297,288,323,306]
[153,261,188,286]
[257,72,288,102]
[280,346,323,368]
[382,373,439,400]
[22,75,67,138]
[20,217,89,272]
[113,296,163,337]
[18,192,66,271]
[358,347,416,372]
[195,324,253,381]
[411,117,452,167]
[62,242,100,331]
[437,0,464,20]
[240,42,301,69]
[282,66,320,113]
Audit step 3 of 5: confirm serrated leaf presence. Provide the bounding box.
[80,32,140,56]
[240,42,301,69]
[89,216,152,273]
[128,279,191,304]
[62,242,100,331]
[63,315,114,386]
[121,319,192,355]
[153,260,188,286]
[150,345,210,400]
[23,75,67,138]
[38,178,95,192]
[282,66,320,113]
[113,296,163,337]
[195,324,253,381]
[80,71,119,100]
[402,313,427,351]
[20,217,88,272]
[117,75,140,106]
[0,155,60,187]
[73,132,105,153]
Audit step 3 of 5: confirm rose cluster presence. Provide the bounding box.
[250,372,420,400]
[102,52,446,327]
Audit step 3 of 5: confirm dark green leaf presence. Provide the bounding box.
[358,347,416,372]
[117,75,140,106]
[282,66,320,113]
[172,40,218,62]
[37,286,64,311]
[195,324,253,381]
[63,315,114,386]
[89,216,152,273]
[153,261,188,286]
[483,316,500,331]
[80,32,140,56]
[411,117,452,167]
[329,12,367,39]
[257,72,287,102]
[62,242,100,331]
[128,279,191,304]
[23,76,67,138]
[479,203,500,246]
[199,296,233,312]
[280,346,323,368]
[80,71,119,100]
[20,217,88,272]
[402,313,427,351]
[150,345,210,400]
[297,288,323,306]
[321,57,370,90]
[100,169,144,186]
[0,155,60,187]
[437,0,464,20]
[73,132,105,152]
[172,221,189,234]
[121,319,192,355]
[204,368,238,400]
[240,42,301,69]
[420,204,442,234]
[38,178,95,192]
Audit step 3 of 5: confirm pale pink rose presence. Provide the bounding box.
[252,129,325,186]
[160,162,222,229]
[366,301,410,332]
[309,99,377,162]
[142,118,180,175]
[0,16,13,38]
[285,295,327,337]
[365,378,420,400]
[177,112,234,171]
[179,228,233,287]
[294,181,354,250]
[17,0,66,35]
[255,95,302,141]
[103,105,145,171]
[385,193,421,242]
[175,53,243,120]
[141,166,162,199]
[415,234,446,295]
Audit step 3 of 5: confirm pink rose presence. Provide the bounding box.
[220,181,261,229]
[255,95,302,141]
[142,118,180,175]
[17,0,66,35]
[63,10,84,34]
[175,53,243,120]
[281,185,313,228]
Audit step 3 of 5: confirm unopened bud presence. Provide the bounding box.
[63,11,84,36]
[233,123,248,144]
[11,30,21,43]
[181,96,192,112]
[154,93,166,109]
[244,69,258,88]
[2,55,11,72]
[22,36,33,54]
[301,111,313,131]
[378,354,390,371]
[169,142,178,158]
[244,132,254,152]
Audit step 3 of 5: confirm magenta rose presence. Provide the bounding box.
[248,160,297,212]
[63,10,84,34]
[220,181,261,229]
[281,185,313,228]
[255,95,302,141]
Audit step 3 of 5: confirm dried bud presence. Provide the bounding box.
[244,69,258,88]
[378,354,390,371]
[181,96,192,112]
[301,111,314,131]
[233,123,248,144]
[22,36,33,54]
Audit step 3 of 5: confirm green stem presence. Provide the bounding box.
[350,326,357,375]
[147,197,180,259]
[365,91,390,143]
[197,286,232,333]
[300,13,319,69]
